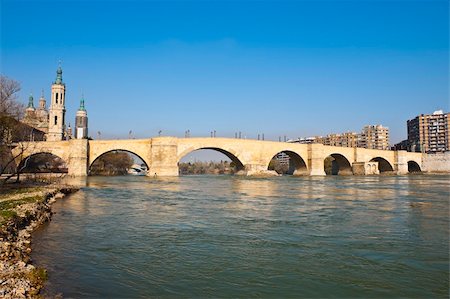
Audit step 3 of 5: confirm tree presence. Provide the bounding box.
[0,75,36,183]
[0,75,22,118]
[178,160,235,175]
[1,75,23,144]
[90,151,134,175]
[20,153,67,173]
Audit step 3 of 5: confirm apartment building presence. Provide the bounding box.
[358,125,390,150]
[293,126,388,150]
[407,110,449,153]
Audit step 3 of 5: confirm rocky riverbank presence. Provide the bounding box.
[0,185,79,298]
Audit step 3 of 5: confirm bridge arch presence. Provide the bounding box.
[267,150,308,175]
[408,161,421,173]
[88,149,150,175]
[370,157,394,173]
[18,152,68,173]
[177,147,245,172]
[324,153,352,175]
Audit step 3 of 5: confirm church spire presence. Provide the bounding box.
[55,61,63,84]
[79,94,86,111]
[27,93,35,109]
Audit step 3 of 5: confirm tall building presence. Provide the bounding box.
[358,125,390,150]
[407,110,449,153]
[47,64,67,141]
[75,95,88,139]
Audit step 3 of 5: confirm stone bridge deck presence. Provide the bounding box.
[13,137,423,176]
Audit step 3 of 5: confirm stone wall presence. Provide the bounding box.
[422,152,450,173]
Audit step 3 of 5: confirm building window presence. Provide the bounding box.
[54,116,57,125]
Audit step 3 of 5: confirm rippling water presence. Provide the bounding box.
[32,175,449,298]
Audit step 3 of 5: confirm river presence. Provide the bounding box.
[32,175,449,298]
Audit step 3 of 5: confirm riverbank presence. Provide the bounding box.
[0,183,79,298]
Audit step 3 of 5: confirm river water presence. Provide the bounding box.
[32,175,449,298]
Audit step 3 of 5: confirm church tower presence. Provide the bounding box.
[47,63,66,141]
[25,93,36,118]
[36,89,49,121]
[38,89,46,110]
[75,94,88,139]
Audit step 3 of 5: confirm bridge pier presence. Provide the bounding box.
[148,137,179,176]
[68,139,89,176]
[308,144,326,175]
[394,151,409,175]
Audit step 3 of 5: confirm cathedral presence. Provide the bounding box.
[23,64,89,141]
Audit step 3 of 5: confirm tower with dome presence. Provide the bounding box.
[22,63,88,141]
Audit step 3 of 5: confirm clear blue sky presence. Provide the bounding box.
[1,0,448,145]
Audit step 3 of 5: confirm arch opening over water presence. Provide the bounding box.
[268,151,308,175]
[408,161,421,173]
[370,157,394,173]
[178,148,245,175]
[324,154,352,175]
[18,152,68,173]
[89,150,148,176]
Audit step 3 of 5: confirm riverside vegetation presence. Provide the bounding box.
[179,160,236,175]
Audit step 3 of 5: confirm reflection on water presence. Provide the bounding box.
[34,175,449,298]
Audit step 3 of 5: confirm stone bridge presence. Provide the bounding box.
[12,137,423,176]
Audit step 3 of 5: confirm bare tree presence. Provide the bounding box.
[1,75,23,144]
[0,75,34,184]
[0,75,22,118]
